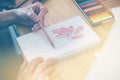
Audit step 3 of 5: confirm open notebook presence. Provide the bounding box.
[17,16,101,62]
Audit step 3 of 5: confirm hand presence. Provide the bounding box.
[17,58,54,80]
[14,2,48,31]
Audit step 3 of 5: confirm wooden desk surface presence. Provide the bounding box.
[43,0,115,80]
[18,0,119,80]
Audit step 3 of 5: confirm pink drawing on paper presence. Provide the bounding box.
[52,25,84,39]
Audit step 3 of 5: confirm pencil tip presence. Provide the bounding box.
[52,45,56,49]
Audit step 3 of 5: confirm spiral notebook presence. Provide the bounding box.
[17,16,101,62]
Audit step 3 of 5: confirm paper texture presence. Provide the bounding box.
[17,16,101,62]
[85,7,120,80]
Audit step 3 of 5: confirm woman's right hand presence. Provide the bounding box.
[14,2,48,31]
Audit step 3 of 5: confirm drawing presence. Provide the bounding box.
[52,25,84,39]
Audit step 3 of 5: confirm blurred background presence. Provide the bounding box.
[0,0,22,80]
[0,28,23,80]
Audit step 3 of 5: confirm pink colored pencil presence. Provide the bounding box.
[28,5,55,48]
[38,22,55,48]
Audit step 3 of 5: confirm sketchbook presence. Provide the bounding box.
[17,16,101,62]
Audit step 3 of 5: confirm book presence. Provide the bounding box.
[17,16,101,62]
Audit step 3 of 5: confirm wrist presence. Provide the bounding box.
[0,9,19,28]
[11,9,19,23]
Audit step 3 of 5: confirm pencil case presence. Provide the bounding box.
[74,0,114,25]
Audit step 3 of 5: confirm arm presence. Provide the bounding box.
[0,2,48,31]
[0,10,17,29]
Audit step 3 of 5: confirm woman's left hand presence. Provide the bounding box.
[17,57,54,80]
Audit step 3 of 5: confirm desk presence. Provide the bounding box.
[17,0,119,80]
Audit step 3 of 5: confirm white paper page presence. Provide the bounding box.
[17,16,100,62]
[85,7,120,80]
[17,30,55,60]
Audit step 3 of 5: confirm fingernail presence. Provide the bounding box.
[32,27,35,32]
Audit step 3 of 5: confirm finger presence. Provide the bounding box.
[30,2,48,31]
[32,2,47,11]
[35,3,48,25]
[38,9,48,18]
[19,60,28,73]
[25,57,43,74]
[38,9,48,26]
[33,66,52,80]
[33,58,54,80]
[31,2,48,16]
[43,66,54,76]
[41,58,54,72]
[32,23,41,32]
[32,17,45,32]
[32,10,46,31]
